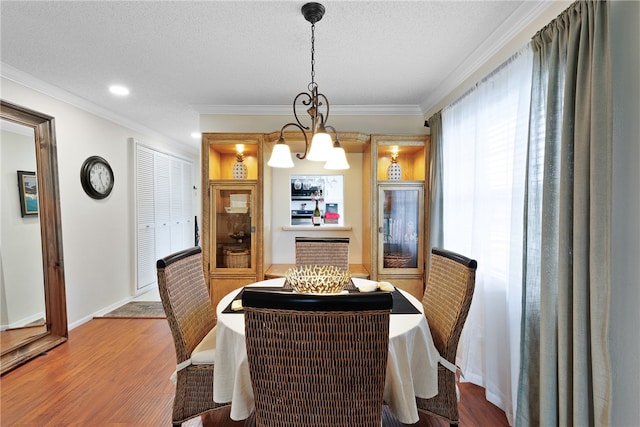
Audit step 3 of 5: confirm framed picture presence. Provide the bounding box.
[17,170,38,217]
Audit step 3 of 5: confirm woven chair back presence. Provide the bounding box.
[421,248,477,361]
[156,247,215,363]
[295,237,349,271]
[242,289,391,427]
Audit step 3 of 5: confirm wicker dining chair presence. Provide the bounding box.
[416,247,477,426]
[156,246,229,427]
[242,288,392,427]
[295,237,350,271]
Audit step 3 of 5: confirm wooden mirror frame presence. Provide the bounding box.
[1,100,68,374]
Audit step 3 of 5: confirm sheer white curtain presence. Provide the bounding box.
[440,45,532,425]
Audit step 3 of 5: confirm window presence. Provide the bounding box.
[439,46,533,423]
[289,175,344,226]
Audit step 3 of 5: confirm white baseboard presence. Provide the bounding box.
[0,311,46,331]
[68,296,135,330]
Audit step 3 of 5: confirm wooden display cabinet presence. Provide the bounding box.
[201,133,264,309]
[376,182,425,298]
[363,134,430,300]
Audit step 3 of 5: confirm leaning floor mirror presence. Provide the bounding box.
[1,100,68,374]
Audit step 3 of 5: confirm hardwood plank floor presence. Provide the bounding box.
[1,323,48,352]
[0,318,509,426]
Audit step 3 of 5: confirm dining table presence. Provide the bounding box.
[213,277,441,424]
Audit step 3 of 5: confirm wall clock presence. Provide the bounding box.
[80,155,114,199]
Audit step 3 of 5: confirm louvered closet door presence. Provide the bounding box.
[136,146,156,290]
[135,142,195,291]
[170,158,192,252]
[182,162,194,247]
[154,154,172,263]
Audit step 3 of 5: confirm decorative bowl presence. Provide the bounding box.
[285,265,351,294]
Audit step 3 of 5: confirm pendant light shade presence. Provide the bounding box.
[324,144,350,170]
[267,139,295,168]
[306,131,333,161]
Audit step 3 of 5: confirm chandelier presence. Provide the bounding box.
[267,2,350,170]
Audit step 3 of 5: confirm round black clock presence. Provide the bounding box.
[80,156,114,199]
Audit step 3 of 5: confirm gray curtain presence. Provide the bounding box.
[517,1,612,426]
[427,110,443,251]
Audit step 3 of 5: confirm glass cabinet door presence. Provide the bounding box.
[378,183,424,274]
[211,184,255,271]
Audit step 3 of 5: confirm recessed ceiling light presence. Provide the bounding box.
[191,132,202,139]
[109,85,130,96]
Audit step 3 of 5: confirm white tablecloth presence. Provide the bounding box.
[213,278,440,424]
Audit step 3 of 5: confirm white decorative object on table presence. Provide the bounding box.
[357,282,378,292]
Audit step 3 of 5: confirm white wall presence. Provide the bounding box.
[610,1,640,424]
[1,78,199,328]
[269,153,364,264]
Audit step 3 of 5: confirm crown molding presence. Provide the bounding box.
[0,63,196,152]
[419,0,558,116]
[192,104,424,116]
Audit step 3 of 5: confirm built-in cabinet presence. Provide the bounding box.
[135,142,194,292]
[201,134,264,309]
[209,182,258,305]
[363,134,430,300]
[376,183,425,294]
[201,132,430,306]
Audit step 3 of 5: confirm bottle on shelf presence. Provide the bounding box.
[313,200,322,226]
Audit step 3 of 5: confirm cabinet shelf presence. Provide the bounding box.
[281,225,353,231]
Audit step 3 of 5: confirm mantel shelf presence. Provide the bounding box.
[281,226,353,231]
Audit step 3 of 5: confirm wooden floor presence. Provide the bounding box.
[0,318,509,426]
[1,323,47,352]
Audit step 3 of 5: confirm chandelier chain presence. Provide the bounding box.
[310,23,316,87]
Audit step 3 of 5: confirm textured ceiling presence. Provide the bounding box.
[1,1,555,149]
